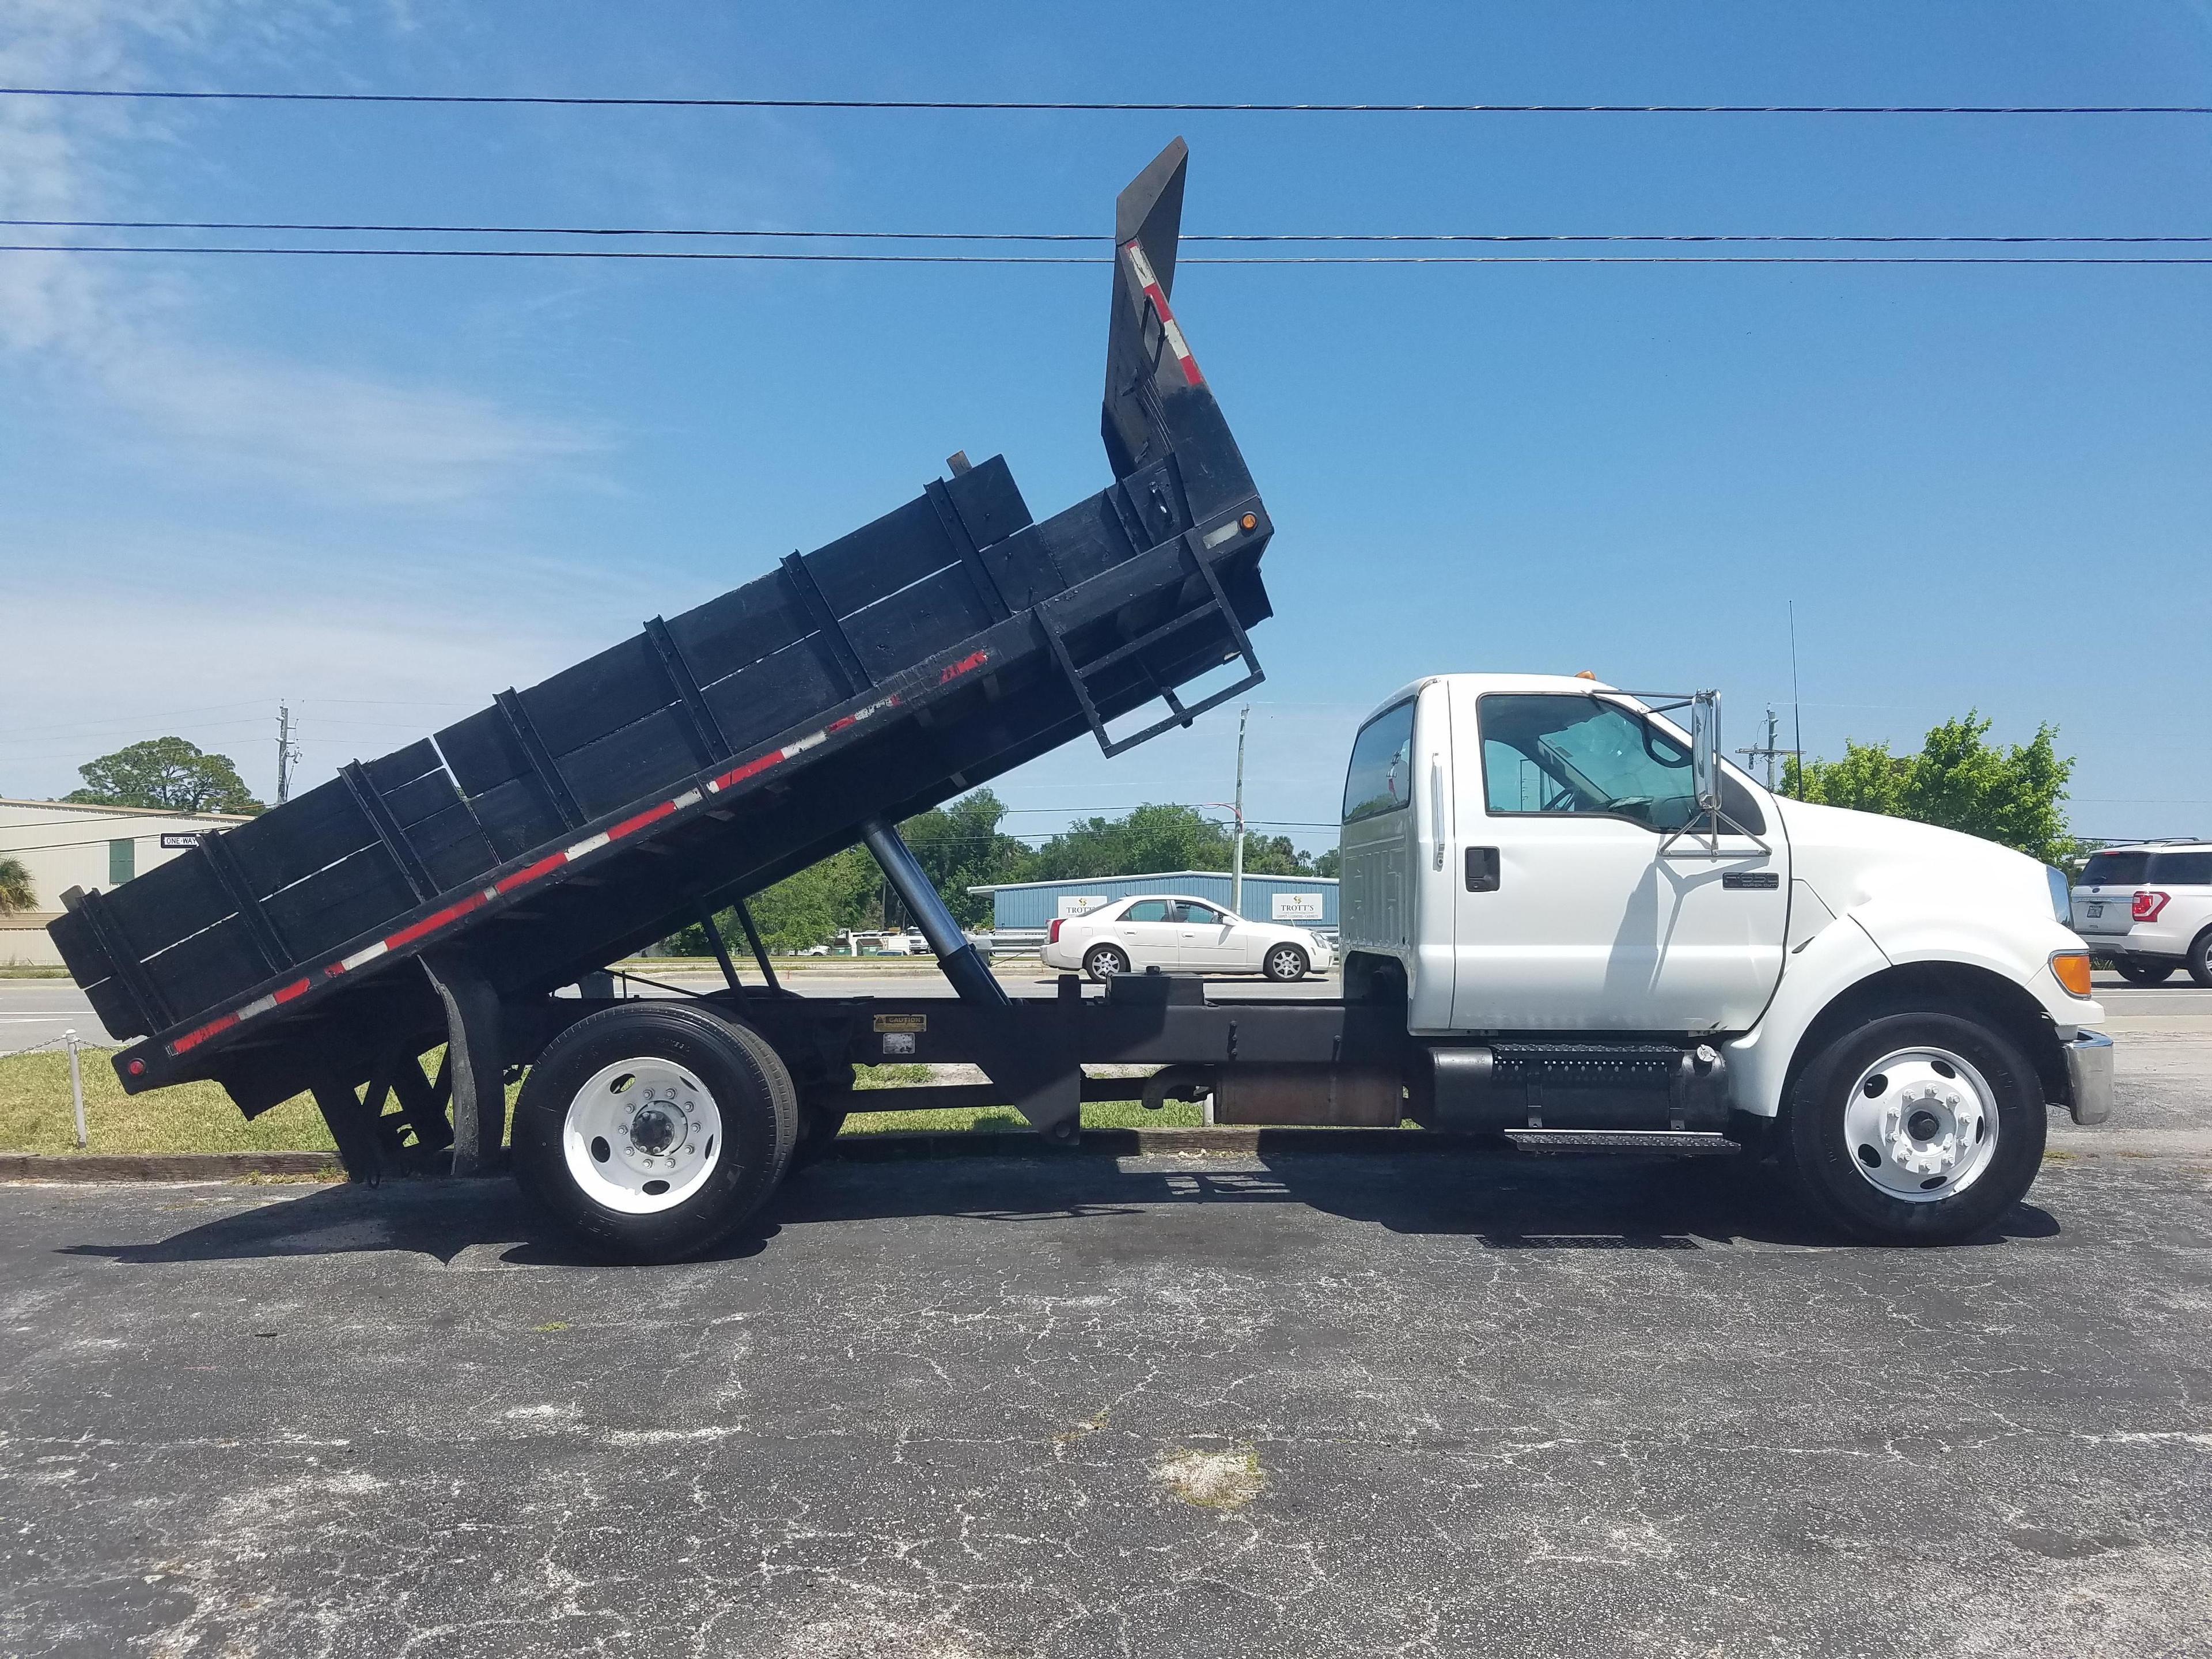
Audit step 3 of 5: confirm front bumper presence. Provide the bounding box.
[2063,1029,2115,1126]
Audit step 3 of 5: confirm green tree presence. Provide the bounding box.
[65,737,262,815]
[895,789,1035,927]
[1026,803,1235,881]
[0,857,33,915]
[1783,711,2075,865]
[1310,846,1342,880]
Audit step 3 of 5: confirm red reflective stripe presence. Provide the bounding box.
[384,891,490,952]
[271,977,314,1005]
[496,853,569,895]
[714,748,787,791]
[940,649,988,684]
[825,714,857,734]
[608,800,676,840]
[170,1010,239,1055]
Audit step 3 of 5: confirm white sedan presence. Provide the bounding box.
[1041,895,1334,982]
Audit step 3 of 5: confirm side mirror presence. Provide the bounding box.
[1688,691,1722,813]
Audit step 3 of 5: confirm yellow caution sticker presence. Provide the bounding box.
[873,1013,927,1034]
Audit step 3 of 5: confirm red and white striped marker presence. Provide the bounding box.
[1123,240,1203,387]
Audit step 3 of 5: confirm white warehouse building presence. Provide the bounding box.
[0,798,256,968]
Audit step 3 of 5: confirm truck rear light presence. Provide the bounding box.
[2134,891,2170,922]
[1048,918,1063,944]
[2049,950,2094,998]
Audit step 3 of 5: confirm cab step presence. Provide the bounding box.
[1505,1128,1740,1155]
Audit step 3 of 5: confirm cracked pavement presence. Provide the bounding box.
[5,1027,2212,1656]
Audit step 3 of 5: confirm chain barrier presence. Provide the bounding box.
[0,1028,94,1146]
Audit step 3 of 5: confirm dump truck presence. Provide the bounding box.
[50,141,2112,1262]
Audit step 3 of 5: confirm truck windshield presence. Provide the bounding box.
[1480,694,1700,831]
[1343,700,1416,823]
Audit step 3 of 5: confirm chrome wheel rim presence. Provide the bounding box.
[1089,949,1126,978]
[562,1056,724,1214]
[1842,1046,1998,1202]
[1267,946,1304,979]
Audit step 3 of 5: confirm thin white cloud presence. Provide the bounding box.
[0,569,603,802]
[0,0,601,506]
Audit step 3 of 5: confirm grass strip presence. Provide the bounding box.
[1,1052,1196,1154]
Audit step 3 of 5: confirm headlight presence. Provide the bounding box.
[2045,865,2072,926]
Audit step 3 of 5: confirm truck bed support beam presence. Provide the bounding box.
[860,819,1008,1010]
[422,950,507,1177]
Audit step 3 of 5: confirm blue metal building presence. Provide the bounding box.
[968,870,1338,933]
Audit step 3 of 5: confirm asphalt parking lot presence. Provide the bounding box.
[6,1011,2212,1657]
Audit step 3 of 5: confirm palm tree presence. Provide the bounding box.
[0,857,34,915]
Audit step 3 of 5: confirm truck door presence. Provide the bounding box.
[1447,687,1787,1033]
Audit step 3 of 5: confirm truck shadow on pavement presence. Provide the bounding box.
[60,1148,2060,1270]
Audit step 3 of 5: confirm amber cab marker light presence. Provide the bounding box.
[2050,950,2095,998]
[1240,513,1257,531]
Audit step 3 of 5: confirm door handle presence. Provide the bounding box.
[1430,758,1446,871]
[1465,846,1500,892]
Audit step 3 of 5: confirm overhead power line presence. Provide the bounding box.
[3,88,2209,115]
[9,219,2209,247]
[5,244,2206,266]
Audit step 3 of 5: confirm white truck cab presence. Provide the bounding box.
[1339,674,2110,1243]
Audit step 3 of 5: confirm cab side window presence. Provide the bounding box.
[1478,694,1700,832]
[1343,701,1416,823]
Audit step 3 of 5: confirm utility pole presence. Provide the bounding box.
[1788,602,1805,799]
[1736,704,1786,791]
[274,704,300,804]
[1230,704,1248,918]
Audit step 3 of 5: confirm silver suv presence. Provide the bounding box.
[2071,841,2212,986]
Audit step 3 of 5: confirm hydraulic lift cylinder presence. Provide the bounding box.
[861,818,1011,1007]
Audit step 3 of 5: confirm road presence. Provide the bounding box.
[6,967,2209,1052]
[5,1126,2211,1655]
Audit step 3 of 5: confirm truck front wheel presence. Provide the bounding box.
[512,1002,798,1263]
[1781,1009,2046,1246]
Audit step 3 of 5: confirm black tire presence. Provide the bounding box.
[512,1002,797,1263]
[2114,956,2176,987]
[1084,944,1129,982]
[2188,929,2212,990]
[1779,1007,2046,1246]
[1262,942,1310,983]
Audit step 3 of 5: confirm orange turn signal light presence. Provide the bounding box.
[1240,513,1257,531]
[2050,950,2094,998]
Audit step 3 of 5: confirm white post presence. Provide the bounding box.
[1230,704,1248,917]
[66,1028,86,1149]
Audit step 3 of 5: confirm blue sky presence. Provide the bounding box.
[1,2,2207,854]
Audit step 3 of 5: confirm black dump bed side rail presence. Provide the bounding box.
[50,138,1275,1115]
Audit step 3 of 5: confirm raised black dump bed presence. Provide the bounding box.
[50,140,1275,1142]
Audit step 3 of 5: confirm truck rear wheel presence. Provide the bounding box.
[512,1002,797,1263]
[1781,1009,2045,1246]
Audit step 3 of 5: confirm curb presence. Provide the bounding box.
[0,1131,1471,1183]
[5,1128,2197,1184]
[0,1151,343,1183]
